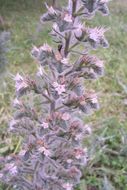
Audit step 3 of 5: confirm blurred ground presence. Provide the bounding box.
[0,0,127,189]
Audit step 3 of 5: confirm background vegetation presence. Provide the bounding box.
[0,0,127,189]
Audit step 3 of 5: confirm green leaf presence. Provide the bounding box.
[0,146,9,154]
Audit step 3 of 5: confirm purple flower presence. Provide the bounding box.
[84,124,92,135]
[64,13,73,23]
[62,113,70,121]
[88,92,98,104]
[38,146,51,157]
[9,119,18,131]
[61,58,69,65]
[45,3,57,15]
[88,27,107,43]
[18,149,27,157]
[13,98,23,108]
[6,163,18,176]
[74,148,87,160]
[53,82,66,95]
[75,134,83,141]
[62,182,73,190]
[52,23,58,31]
[0,173,3,179]
[41,122,49,129]
[37,66,44,77]
[14,73,29,95]
[31,46,39,58]
[40,43,52,52]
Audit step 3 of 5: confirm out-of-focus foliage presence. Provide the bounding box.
[0,16,10,76]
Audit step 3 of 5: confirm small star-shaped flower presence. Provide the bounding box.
[64,14,73,23]
[41,122,49,129]
[62,113,70,121]
[63,182,73,190]
[38,147,51,157]
[53,82,66,95]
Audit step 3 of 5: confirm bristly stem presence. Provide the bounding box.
[72,0,77,16]
[41,92,52,103]
[63,0,78,57]
[64,31,71,57]
[50,101,55,113]
[52,0,56,7]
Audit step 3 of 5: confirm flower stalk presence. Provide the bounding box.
[0,0,110,190]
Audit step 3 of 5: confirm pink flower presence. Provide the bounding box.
[19,150,26,157]
[88,27,106,42]
[95,59,104,68]
[75,22,84,35]
[84,124,92,135]
[14,73,23,82]
[76,23,84,31]
[13,98,22,108]
[0,173,3,179]
[38,147,51,157]
[62,113,70,121]
[64,14,73,23]
[61,58,69,65]
[6,163,18,176]
[53,23,59,30]
[67,159,73,164]
[14,73,29,93]
[40,43,52,52]
[45,3,57,15]
[62,182,73,190]
[53,82,66,95]
[53,82,59,88]
[9,119,18,131]
[74,148,85,159]
[41,122,49,129]
[37,66,44,77]
[31,46,39,58]
[85,91,98,104]
[75,134,83,141]
[74,148,88,165]
[90,93,98,104]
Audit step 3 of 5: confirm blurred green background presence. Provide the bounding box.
[0,0,127,189]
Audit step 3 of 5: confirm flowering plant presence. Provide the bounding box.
[0,0,110,189]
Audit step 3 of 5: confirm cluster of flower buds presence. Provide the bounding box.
[81,0,109,16]
[73,54,104,79]
[0,0,110,190]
